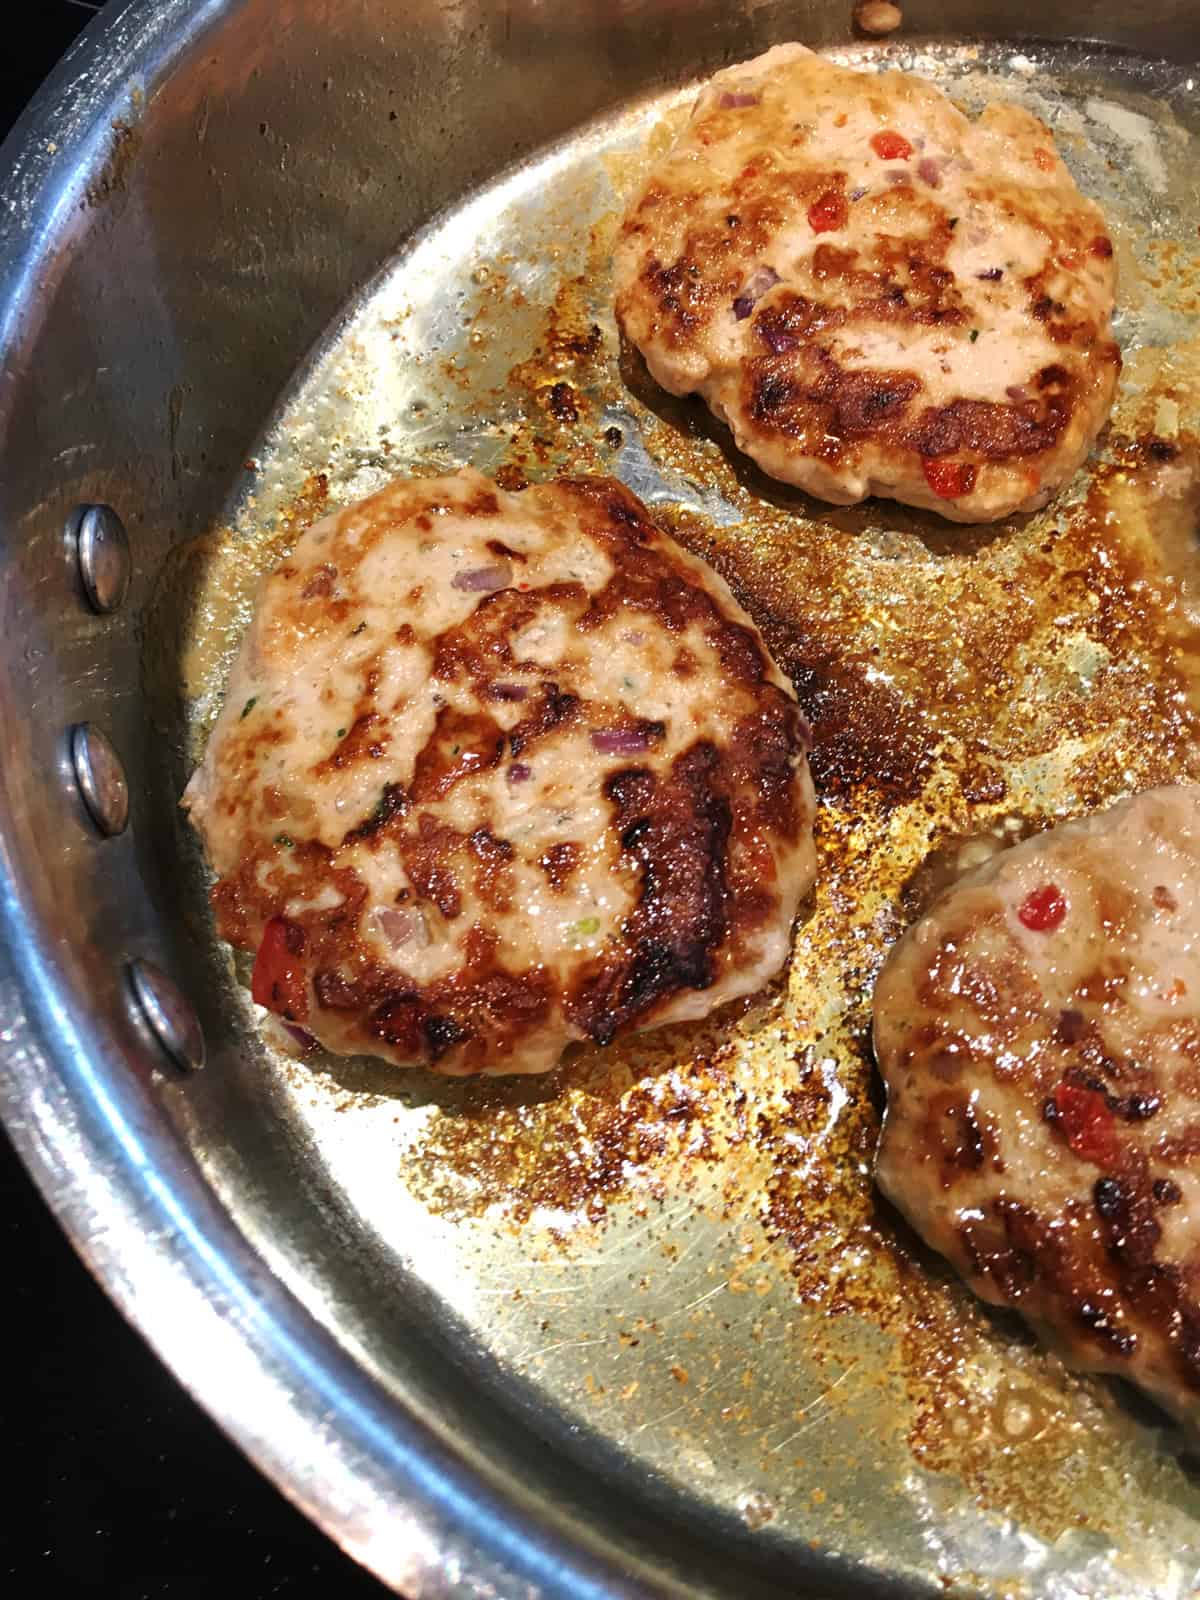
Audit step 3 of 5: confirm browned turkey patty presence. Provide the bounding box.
[615,44,1120,522]
[874,786,1200,1427]
[184,469,817,1075]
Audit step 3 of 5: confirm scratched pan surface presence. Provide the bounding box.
[155,32,1200,1600]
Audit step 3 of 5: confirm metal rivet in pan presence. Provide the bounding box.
[72,503,131,614]
[126,959,206,1073]
[69,722,129,837]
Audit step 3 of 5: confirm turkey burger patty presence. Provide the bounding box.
[184,469,817,1076]
[615,43,1120,523]
[873,786,1200,1428]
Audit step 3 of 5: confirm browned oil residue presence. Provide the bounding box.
[85,119,140,208]
[406,1011,763,1228]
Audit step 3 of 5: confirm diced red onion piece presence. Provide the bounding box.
[976,267,1003,281]
[759,324,799,355]
[849,185,867,201]
[591,728,652,755]
[282,1023,316,1051]
[507,762,532,783]
[918,157,942,188]
[1006,384,1031,402]
[377,907,427,949]
[621,629,647,645]
[885,168,909,185]
[453,561,512,592]
[719,90,760,108]
[488,681,528,702]
[733,265,780,320]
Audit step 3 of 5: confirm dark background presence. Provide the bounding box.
[2,5,388,1595]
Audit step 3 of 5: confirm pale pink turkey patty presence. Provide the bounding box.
[185,469,817,1075]
[875,786,1200,1427]
[615,44,1119,522]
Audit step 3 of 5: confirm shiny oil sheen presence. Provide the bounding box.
[1,4,1199,1597]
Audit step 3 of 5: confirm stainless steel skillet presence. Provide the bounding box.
[2,2,1199,1595]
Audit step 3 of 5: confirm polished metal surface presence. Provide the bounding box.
[69,721,129,836]
[73,502,131,615]
[0,3,1197,1598]
[127,957,206,1073]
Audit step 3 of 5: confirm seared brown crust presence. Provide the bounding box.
[187,469,817,1075]
[568,746,732,1045]
[741,280,1081,465]
[614,44,1120,522]
[873,786,1200,1427]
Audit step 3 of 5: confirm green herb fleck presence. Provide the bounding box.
[948,216,958,228]
[969,328,979,342]
[240,696,257,719]
[351,621,367,636]
[451,744,461,755]
[622,675,636,691]
[571,916,601,939]
[274,833,294,848]
[336,728,346,739]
